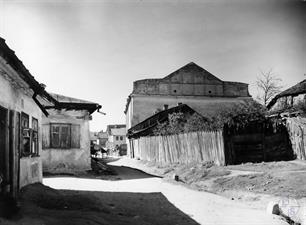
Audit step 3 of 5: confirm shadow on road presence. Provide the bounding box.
[43,157,159,181]
[17,183,200,225]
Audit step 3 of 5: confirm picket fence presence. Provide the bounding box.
[129,130,225,165]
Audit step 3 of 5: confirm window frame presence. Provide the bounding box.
[50,123,72,149]
[21,112,31,157]
[31,117,39,156]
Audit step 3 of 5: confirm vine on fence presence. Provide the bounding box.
[154,100,266,136]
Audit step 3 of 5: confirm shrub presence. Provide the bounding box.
[154,100,266,135]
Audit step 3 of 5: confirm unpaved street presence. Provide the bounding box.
[42,158,288,225]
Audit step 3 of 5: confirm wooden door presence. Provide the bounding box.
[0,106,8,194]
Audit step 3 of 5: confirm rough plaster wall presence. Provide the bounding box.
[0,62,43,188]
[132,71,249,97]
[41,109,91,173]
[270,94,306,112]
[128,95,252,127]
[19,157,42,188]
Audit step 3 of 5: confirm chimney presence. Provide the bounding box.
[177,102,182,106]
[163,104,169,110]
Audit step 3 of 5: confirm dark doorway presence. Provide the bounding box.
[0,106,8,194]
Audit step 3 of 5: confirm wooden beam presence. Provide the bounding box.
[32,93,49,117]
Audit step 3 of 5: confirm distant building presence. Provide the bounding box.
[127,104,200,139]
[40,93,101,173]
[267,79,306,113]
[97,131,108,148]
[124,62,251,130]
[89,130,108,148]
[105,124,127,155]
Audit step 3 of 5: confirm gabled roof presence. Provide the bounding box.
[44,93,101,115]
[162,62,222,82]
[267,79,306,109]
[127,104,201,138]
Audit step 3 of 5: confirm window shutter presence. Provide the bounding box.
[71,124,80,148]
[42,124,50,149]
[60,125,71,148]
[50,125,60,148]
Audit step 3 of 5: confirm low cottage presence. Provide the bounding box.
[268,80,306,160]
[40,93,101,173]
[267,79,306,113]
[0,37,57,198]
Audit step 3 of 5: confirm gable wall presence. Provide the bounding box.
[133,76,249,97]
[40,109,91,173]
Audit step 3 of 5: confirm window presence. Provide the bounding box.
[21,113,30,156]
[116,136,119,141]
[47,123,80,149]
[120,136,123,141]
[20,114,39,157]
[51,124,71,148]
[31,117,39,156]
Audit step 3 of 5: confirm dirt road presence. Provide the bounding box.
[41,158,288,225]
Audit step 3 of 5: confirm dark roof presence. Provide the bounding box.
[163,62,222,82]
[127,104,200,138]
[267,79,306,109]
[0,37,102,115]
[0,37,57,105]
[44,93,101,115]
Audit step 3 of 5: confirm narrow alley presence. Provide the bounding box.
[38,158,287,225]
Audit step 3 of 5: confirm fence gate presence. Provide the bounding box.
[223,121,293,165]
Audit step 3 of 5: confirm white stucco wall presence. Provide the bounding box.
[40,109,91,173]
[0,58,43,188]
[19,157,43,188]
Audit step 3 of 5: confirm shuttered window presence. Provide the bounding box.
[43,123,80,149]
[31,117,39,156]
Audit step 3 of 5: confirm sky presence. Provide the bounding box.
[0,0,305,131]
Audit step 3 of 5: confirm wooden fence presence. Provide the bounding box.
[129,130,225,165]
[286,117,306,160]
[129,120,294,165]
[223,121,293,165]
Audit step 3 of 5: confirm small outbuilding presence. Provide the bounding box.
[40,93,101,174]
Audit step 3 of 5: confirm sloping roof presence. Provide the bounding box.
[162,62,222,82]
[267,79,306,109]
[0,37,57,108]
[45,93,101,114]
[50,93,97,104]
[127,104,201,138]
[0,37,102,115]
[124,62,250,114]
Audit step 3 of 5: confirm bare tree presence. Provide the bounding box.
[256,69,282,107]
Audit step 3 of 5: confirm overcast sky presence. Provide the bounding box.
[0,0,305,131]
